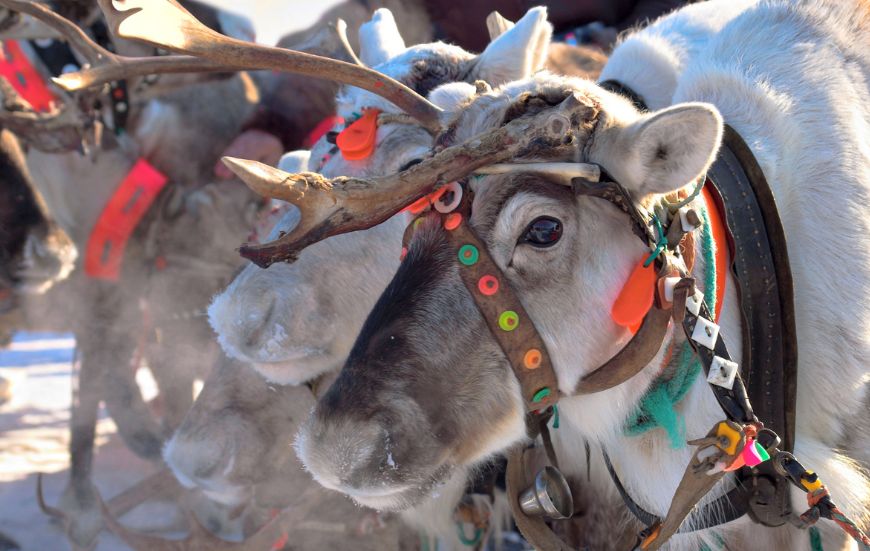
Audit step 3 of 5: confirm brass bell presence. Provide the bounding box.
[518,466,574,520]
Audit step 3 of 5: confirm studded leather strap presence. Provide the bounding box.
[442,197,560,412]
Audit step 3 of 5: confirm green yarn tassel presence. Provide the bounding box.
[624,204,717,448]
[810,527,824,551]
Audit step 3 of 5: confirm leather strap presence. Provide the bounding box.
[443,197,560,412]
[505,446,573,551]
[705,126,798,452]
[573,306,672,394]
[599,79,648,112]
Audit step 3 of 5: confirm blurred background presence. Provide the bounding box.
[204,0,344,45]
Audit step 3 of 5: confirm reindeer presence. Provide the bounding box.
[181,8,558,549]
[0,1,280,547]
[0,128,76,307]
[204,0,869,549]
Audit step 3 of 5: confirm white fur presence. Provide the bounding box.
[358,8,406,67]
[601,0,759,109]
[494,2,870,549]
[277,149,310,173]
[294,3,869,550]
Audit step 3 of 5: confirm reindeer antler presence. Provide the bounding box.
[0,0,239,89]
[225,92,600,267]
[99,483,323,551]
[0,76,93,152]
[70,0,442,132]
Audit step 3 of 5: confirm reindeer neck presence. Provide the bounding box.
[553,192,745,517]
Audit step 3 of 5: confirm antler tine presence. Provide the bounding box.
[0,0,236,92]
[228,92,601,268]
[55,16,362,93]
[0,0,112,64]
[335,18,364,67]
[100,476,325,551]
[94,0,442,132]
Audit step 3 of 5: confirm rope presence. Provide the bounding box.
[643,215,667,268]
[809,527,824,551]
[828,506,870,549]
[625,205,717,447]
[456,522,483,547]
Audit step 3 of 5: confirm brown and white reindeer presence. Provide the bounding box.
[179,8,561,548]
[210,1,869,550]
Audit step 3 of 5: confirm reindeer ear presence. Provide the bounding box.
[474,7,552,86]
[358,9,406,66]
[597,103,723,196]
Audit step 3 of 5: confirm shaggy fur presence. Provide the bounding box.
[297,2,870,550]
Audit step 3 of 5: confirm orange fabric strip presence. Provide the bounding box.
[85,159,168,281]
[0,40,56,112]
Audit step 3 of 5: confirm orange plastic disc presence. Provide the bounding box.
[611,257,657,332]
[405,196,430,215]
[336,109,380,161]
[444,213,462,231]
[523,349,542,370]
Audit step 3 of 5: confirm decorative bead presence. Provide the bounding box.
[434,181,462,213]
[754,441,770,462]
[478,275,499,295]
[532,387,550,403]
[662,276,682,303]
[707,356,738,389]
[691,316,719,350]
[444,212,462,230]
[800,471,823,492]
[400,247,408,261]
[523,348,542,370]
[498,310,519,331]
[458,245,479,266]
[715,421,741,456]
[686,289,704,316]
[413,218,425,230]
[741,437,765,467]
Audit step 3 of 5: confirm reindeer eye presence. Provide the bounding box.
[522,217,563,247]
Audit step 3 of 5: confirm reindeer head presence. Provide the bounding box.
[275,74,724,510]
[0,129,76,295]
[208,7,555,385]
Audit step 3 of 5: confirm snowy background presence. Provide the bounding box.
[0,3,339,550]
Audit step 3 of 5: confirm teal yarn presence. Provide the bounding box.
[809,527,824,551]
[624,204,717,448]
[697,532,726,551]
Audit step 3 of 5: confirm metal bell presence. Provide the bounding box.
[518,466,574,520]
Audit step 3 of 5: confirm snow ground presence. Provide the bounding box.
[0,332,174,551]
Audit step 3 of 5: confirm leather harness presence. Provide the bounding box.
[600,80,800,529]
[400,82,812,549]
